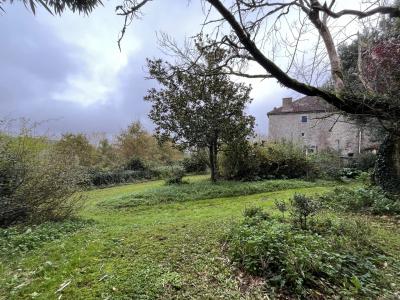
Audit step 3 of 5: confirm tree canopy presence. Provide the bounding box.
[1,0,102,15]
[145,46,254,181]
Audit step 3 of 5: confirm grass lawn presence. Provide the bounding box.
[0,176,398,299]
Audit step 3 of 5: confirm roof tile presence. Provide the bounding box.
[268,96,336,115]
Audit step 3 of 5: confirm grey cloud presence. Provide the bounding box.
[0,0,293,138]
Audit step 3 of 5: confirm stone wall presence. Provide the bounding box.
[268,112,373,156]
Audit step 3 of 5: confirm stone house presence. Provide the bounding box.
[267,96,376,157]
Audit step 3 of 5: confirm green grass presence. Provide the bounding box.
[98,177,332,208]
[0,176,398,299]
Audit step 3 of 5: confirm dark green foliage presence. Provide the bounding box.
[219,139,259,180]
[338,167,361,179]
[182,151,208,173]
[0,219,92,257]
[226,214,395,298]
[375,135,400,193]
[164,166,186,185]
[124,157,146,171]
[309,151,370,180]
[243,206,270,225]
[256,143,313,179]
[88,169,158,186]
[220,141,315,181]
[308,150,343,179]
[352,152,377,171]
[320,187,400,215]
[145,46,254,182]
[290,194,320,229]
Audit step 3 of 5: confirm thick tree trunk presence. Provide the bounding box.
[375,134,400,194]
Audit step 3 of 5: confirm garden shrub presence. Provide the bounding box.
[319,187,400,215]
[182,150,208,173]
[290,193,321,229]
[255,142,313,179]
[220,141,315,181]
[351,152,377,171]
[219,140,259,180]
[274,199,288,219]
[88,168,158,186]
[338,167,361,179]
[0,134,86,227]
[308,150,343,179]
[242,206,270,225]
[164,166,186,185]
[226,212,394,298]
[124,157,146,171]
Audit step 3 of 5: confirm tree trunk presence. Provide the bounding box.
[209,144,216,182]
[375,134,400,194]
[209,141,219,182]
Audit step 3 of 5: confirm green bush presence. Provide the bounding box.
[182,150,208,173]
[0,134,86,227]
[274,199,288,218]
[352,152,377,171]
[256,142,313,179]
[308,150,343,179]
[226,215,393,298]
[290,193,320,229]
[88,168,158,186]
[319,187,400,215]
[243,206,270,225]
[124,157,146,171]
[220,141,315,181]
[165,166,186,185]
[219,140,259,180]
[338,167,361,179]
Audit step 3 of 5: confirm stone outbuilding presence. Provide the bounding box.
[267,96,376,157]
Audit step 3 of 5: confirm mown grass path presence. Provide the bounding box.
[0,177,359,299]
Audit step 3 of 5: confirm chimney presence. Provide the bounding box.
[282,97,292,108]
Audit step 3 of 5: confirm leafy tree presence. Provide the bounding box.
[338,15,400,191]
[145,47,255,182]
[55,133,98,167]
[116,121,183,164]
[121,0,400,192]
[96,138,118,169]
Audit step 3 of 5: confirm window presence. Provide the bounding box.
[301,133,305,137]
[301,115,308,123]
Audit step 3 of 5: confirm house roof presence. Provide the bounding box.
[267,96,336,116]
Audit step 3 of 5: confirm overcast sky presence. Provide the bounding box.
[1,0,368,138]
